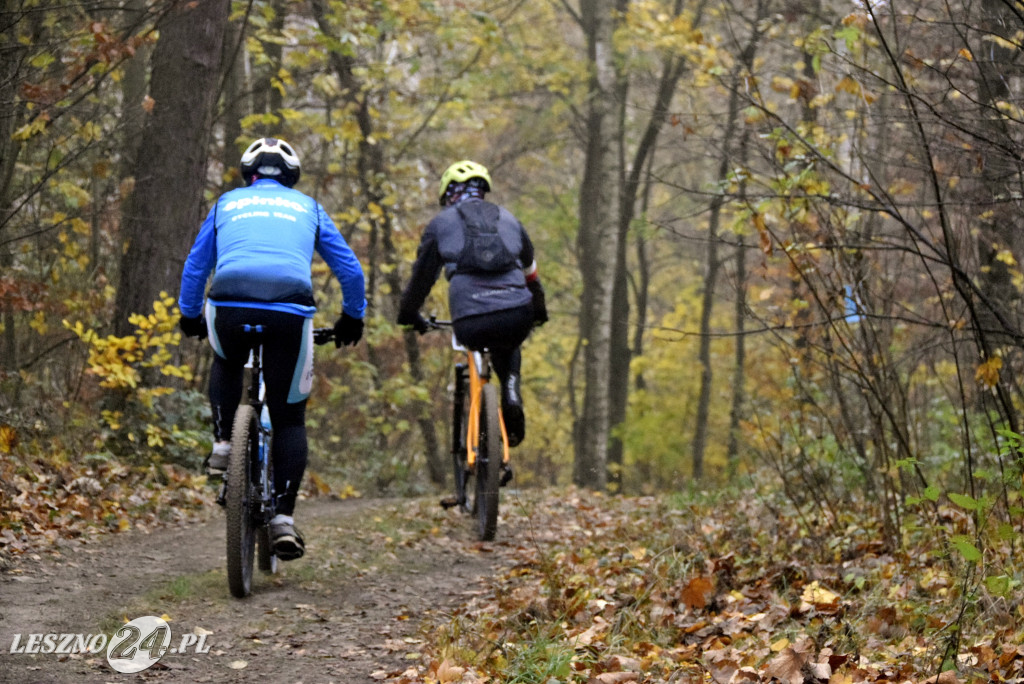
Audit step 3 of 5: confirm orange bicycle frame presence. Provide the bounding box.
[464,348,510,469]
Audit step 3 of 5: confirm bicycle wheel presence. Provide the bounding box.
[256,439,277,575]
[474,383,502,541]
[226,405,257,598]
[450,365,470,513]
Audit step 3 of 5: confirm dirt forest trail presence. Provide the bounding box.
[0,495,508,683]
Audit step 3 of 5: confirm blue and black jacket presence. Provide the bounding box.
[178,178,366,320]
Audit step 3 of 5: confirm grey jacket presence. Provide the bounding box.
[398,198,536,322]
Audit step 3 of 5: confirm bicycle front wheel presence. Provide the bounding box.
[226,405,258,598]
[474,383,502,541]
[451,365,470,513]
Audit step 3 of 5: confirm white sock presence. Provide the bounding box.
[271,514,294,526]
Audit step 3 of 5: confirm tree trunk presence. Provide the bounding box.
[725,124,750,478]
[117,0,151,183]
[0,1,32,372]
[607,0,688,491]
[692,2,765,482]
[219,15,246,192]
[574,0,621,491]
[114,0,229,335]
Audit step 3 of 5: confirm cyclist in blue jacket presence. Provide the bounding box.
[397,160,547,451]
[178,137,366,560]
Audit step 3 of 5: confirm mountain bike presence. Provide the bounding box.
[429,318,511,542]
[218,324,336,598]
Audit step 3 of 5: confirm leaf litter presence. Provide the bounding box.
[1,479,1021,683]
[380,489,1023,684]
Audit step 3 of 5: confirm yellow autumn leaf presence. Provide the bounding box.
[975,356,1002,388]
[835,75,861,95]
[801,580,840,606]
[995,249,1017,266]
[0,425,17,453]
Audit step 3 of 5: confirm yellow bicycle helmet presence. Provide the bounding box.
[438,160,492,205]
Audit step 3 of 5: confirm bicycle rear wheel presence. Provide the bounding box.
[256,442,277,575]
[474,383,502,541]
[226,405,257,598]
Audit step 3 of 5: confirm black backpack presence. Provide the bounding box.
[454,201,517,274]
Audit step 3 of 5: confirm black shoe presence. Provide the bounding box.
[270,521,305,561]
[205,441,231,477]
[501,374,525,447]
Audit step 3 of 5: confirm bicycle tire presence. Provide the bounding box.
[474,383,502,541]
[451,365,470,513]
[256,440,277,574]
[226,405,257,598]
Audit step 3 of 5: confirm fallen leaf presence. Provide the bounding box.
[765,647,808,684]
[801,581,840,607]
[572,615,609,647]
[591,673,639,683]
[228,660,248,670]
[436,659,466,682]
[680,576,715,610]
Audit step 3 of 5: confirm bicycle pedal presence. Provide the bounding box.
[500,464,513,487]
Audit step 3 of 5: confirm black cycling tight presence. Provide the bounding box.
[208,306,310,516]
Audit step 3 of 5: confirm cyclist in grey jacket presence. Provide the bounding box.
[398,160,547,448]
[178,137,366,560]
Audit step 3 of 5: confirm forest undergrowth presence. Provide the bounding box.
[389,488,1023,684]
[1,443,1022,683]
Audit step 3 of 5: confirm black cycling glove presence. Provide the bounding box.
[527,280,548,326]
[333,313,364,347]
[179,315,208,339]
[397,310,430,335]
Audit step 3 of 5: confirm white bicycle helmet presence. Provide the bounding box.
[240,137,301,187]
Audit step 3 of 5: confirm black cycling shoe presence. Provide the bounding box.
[502,374,526,447]
[270,521,305,561]
[502,405,524,447]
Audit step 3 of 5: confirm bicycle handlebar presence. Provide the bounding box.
[313,327,337,345]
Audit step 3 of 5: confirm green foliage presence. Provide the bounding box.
[62,295,207,467]
[501,633,577,683]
